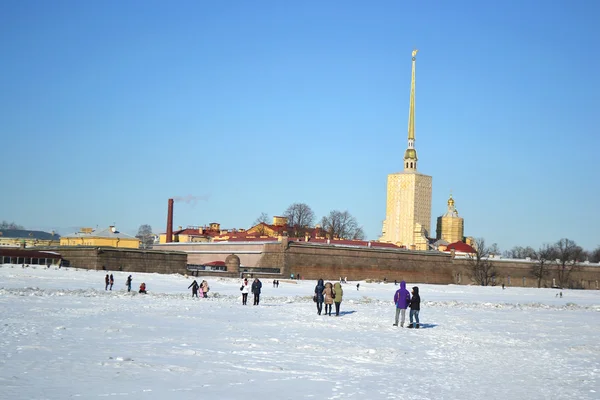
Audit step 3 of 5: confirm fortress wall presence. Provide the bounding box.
[255,242,455,283]
[153,242,265,268]
[41,247,188,275]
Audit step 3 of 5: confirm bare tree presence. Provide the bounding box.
[136,224,154,249]
[503,246,536,259]
[467,237,498,286]
[590,246,600,263]
[531,243,557,288]
[320,210,365,240]
[252,212,270,236]
[283,203,315,237]
[554,238,584,288]
[0,221,24,230]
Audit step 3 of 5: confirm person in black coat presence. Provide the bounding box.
[314,279,325,315]
[408,286,421,329]
[188,280,199,298]
[251,278,262,305]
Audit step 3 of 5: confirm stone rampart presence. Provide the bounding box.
[36,246,188,275]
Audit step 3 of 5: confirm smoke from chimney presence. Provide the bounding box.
[166,198,174,243]
[172,194,210,207]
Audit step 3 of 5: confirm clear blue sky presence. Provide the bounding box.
[1,0,599,252]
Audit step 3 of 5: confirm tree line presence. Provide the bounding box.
[0,221,24,230]
[254,202,365,240]
[468,237,599,289]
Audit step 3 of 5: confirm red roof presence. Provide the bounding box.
[203,261,226,266]
[444,241,476,253]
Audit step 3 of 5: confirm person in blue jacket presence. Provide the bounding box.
[251,278,262,305]
[314,279,325,315]
[393,280,411,327]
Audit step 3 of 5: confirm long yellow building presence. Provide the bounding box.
[60,226,140,248]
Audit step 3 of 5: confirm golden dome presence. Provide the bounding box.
[404,148,417,160]
[448,195,454,206]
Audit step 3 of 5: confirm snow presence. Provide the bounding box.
[1,265,599,399]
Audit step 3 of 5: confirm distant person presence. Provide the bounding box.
[105,274,109,291]
[139,282,147,294]
[188,280,199,298]
[126,275,132,292]
[323,282,335,316]
[502,283,505,290]
[333,281,344,316]
[393,280,411,327]
[560,291,563,298]
[291,273,294,280]
[241,278,250,305]
[356,283,360,291]
[314,279,325,315]
[251,278,262,305]
[394,280,398,286]
[109,274,114,290]
[273,280,276,288]
[407,286,421,329]
[201,280,209,298]
[276,280,279,288]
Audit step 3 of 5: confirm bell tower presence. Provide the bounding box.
[380,49,432,250]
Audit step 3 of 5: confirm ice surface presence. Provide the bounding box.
[1,265,598,399]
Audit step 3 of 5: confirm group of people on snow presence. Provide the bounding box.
[393,280,421,328]
[239,277,263,305]
[102,274,145,293]
[314,279,344,316]
[104,274,114,291]
[188,280,210,298]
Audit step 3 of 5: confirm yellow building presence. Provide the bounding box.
[60,226,140,249]
[436,194,465,244]
[380,50,432,250]
[246,216,288,237]
[0,229,60,248]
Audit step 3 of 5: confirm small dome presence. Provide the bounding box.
[448,195,454,206]
[404,148,418,160]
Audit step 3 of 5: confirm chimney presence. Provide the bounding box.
[166,198,174,243]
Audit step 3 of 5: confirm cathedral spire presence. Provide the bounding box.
[404,49,418,171]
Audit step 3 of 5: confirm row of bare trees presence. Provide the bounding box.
[0,221,24,230]
[254,203,365,240]
[469,237,597,288]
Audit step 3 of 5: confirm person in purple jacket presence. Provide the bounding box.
[393,280,411,327]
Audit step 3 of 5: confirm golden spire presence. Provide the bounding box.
[403,49,418,171]
[408,49,418,141]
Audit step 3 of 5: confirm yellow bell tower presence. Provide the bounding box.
[380,49,432,250]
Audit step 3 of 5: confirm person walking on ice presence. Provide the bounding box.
[241,278,250,305]
[105,274,109,291]
[407,286,421,329]
[333,281,343,316]
[251,278,262,305]
[393,280,411,327]
[109,274,114,290]
[188,280,199,298]
[126,275,132,292]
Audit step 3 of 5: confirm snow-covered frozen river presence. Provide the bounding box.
[1,265,599,399]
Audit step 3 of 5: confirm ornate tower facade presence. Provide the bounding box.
[380,50,432,250]
[436,194,464,243]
